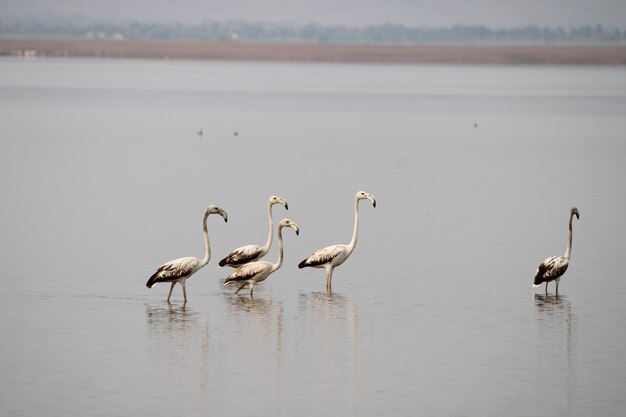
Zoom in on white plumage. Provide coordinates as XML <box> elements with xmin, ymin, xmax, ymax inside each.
<box><xmin>298</xmin><ymin>191</ymin><xmax>376</xmax><ymax>290</ymax></box>
<box><xmin>219</xmin><ymin>195</ymin><xmax>288</xmax><ymax>267</ymax></box>
<box><xmin>303</xmin><ymin>246</ymin><xmax>344</xmax><ymax>267</ymax></box>
<box><xmin>224</xmin><ymin>218</ymin><xmax>299</xmax><ymax>297</ymax></box>
<box><xmin>146</xmin><ymin>205</ymin><xmax>228</xmax><ymax>303</ymax></box>
<box><xmin>533</xmin><ymin>207</ymin><xmax>580</xmax><ymax>294</ymax></box>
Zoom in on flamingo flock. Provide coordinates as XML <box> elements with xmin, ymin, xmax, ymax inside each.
<box><xmin>146</xmin><ymin>191</ymin><xmax>376</xmax><ymax>302</ymax></box>
<box><xmin>146</xmin><ymin>193</ymin><xmax>581</xmax><ymax>303</ymax></box>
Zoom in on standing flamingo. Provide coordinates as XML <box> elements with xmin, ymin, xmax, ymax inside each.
<box><xmin>533</xmin><ymin>207</ymin><xmax>580</xmax><ymax>295</ymax></box>
<box><xmin>219</xmin><ymin>195</ymin><xmax>288</xmax><ymax>268</ymax></box>
<box><xmin>298</xmin><ymin>191</ymin><xmax>376</xmax><ymax>290</ymax></box>
<box><xmin>146</xmin><ymin>205</ymin><xmax>228</xmax><ymax>303</ymax></box>
<box><xmin>224</xmin><ymin>218</ymin><xmax>299</xmax><ymax>297</ymax></box>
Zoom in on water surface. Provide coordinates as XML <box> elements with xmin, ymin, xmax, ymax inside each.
<box><xmin>1</xmin><ymin>58</ymin><xmax>626</xmax><ymax>416</ymax></box>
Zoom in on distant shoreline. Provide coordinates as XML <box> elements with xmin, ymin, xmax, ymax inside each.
<box><xmin>2</xmin><ymin>39</ymin><xmax>626</xmax><ymax>65</ymax></box>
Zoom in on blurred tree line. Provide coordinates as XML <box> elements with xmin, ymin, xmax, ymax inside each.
<box><xmin>1</xmin><ymin>18</ymin><xmax>624</xmax><ymax>44</ymax></box>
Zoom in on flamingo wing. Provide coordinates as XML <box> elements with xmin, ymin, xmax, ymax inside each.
<box><xmin>298</xmin><ymin>245</ymin><xmax>343</xmax><ymax>268</ymax></box>
<box><xmin>224</xmin><ymin>262</ymin><xmax>267</xmax><ymax>284</ymax></box>
<box><xmin>146</xmin><ymin>257</ymin><xmax>198</xmax><ymax>287</ymax></box>
<box><xmin>534</xmin><ymin>256</ymin><xmax>569</xmax><ymax>285</ymax></box>
<box><xmin>219</xmin><ymin>245</ymin><xmax>263</xmax><ymax>267</ymax></box>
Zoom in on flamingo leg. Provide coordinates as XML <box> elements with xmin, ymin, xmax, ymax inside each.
<box><xmin>555</xmin><ymin>279</ymin><xmax>560</xmax><ymax>295</ymax></box>
<box><xmin>235</xmin><ymin>283</ymin><xmax>247</xmax><ymax>294</ymax></box>
<box><xmin>249</xmin><ymin>282</ymin><xmax>255</xmax><ymax>298</ymax></box>
<box><xmin>326</xmin><ymin>267</ymin><xmax>333</xmax><ymax>290</ymax></box>
<box><xmin>182</xmin><ymin>282</ymin><xmax>188</xmax><ymax>303</ymax></box>
<box><xmin>545</xmin><ymin>282</ymin><xmax>549</xmax><ymax>295</ymax></box>
<box><xmin>167</xmin><ymin>282</ymin><xmax>176</xmax><ymax>303</ymax></box>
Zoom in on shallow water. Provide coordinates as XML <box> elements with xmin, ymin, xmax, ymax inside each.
<box><xmin>1</xmin><ymin>58</ymin><xmax>626</xmax><ymax>416</ymax></box>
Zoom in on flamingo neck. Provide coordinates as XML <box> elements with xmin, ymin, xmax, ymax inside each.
<box><xmin>261</xmin><ymin>201</ymin><xmax>274</xmax><ymax>254</ymax></box>
<box><xmin>272</xmin><ymin>226</ymin><xmax>284</xmax><ymax>272</ymax></box>
<box><xmin>347</xmin><ymin>197</ymin><xmax>360</xmax><ymax>255</ymax></box>
<box><xmin>564</xmin><ymin>213</ymin><xmax>574</xmax><ymax>259</ymax></box>
<box><xmin>199</xmin><ymin>212</ymin><xmax>211</xmax><ymax>267</ymax></box>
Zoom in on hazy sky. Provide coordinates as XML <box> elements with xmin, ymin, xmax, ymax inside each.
<box><xmin>2</xmin><ymin>0</ymin><xmax>626</xmax><ymax>28</ymax></box>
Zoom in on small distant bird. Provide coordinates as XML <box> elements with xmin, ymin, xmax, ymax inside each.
<box><xmin>233</xmin><ymin>131</ymin><xmax>239</xmax><ymax>137</ymax></box>
<box><xmin>474</xmin><ymin>123</ymin><xmax>478</xmax><ymax>128</ymax></box>
<box><xmin>298</xmin><ymin>191</ymin><xmax>376</xmax><ymax>290</ymax></box>
<box><xmin>219</xmin><ymin>196</ymin><xmax>289</xmax><ymax>268</ymax></box>
<box><xmin>533</xmin><ymin>207</ymin><xmax>580</xmax><ymax>295</ymax></box>
<box><xmin>197</xmin><ymin>128</ymin><xmax>203</xmax><ymax>136</ymax></box>
<box><xmin>146</xmin><ymin>205</ymin><xmax>228</xmax><ymax>303</ymax></box>
<box><xmin>224</xmin><ymin>218</ymin><xmax>299</xmax><ymax>297</ymax></box>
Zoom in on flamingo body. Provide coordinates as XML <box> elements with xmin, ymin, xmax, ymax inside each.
<box><xmin>298</xmin><ymin>245</ymin><xmax>346</xmax><ymax>269</ymax></box>
<box><xmin>219</xmin><ymin>245</ymin><xmax>263</xmax><ymax>267</ymax></box>
<box><xmin>146</xmin><ymin>257</ymin><xmax>200</xmax><ymax>288</ymax></box>
<box><xmin>534</xmin><ymin>256</ymin><xmax>569</xmax><ymax>286</ymax></box>
<box><xmin>219</xmin><ymin>195</ymin><xmax>288</xmax><ymax>267</ymax></box>
<box><xmin>224</xmin><ymin>261</ymin><xmax>274</xmax><ymax>290</ymax></box>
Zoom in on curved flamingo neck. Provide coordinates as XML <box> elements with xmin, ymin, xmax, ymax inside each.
<box><xmin>272</xmin><ymin>226</ymin><xmax>285</xmax><ymax>272</ymax></box>
<box><xmin>261</xmin><ymin>201</ymin><xmax>275</xmax><ymax>254</ymax></box>
<box><xmin>199</xmin><ymin>212</ymin><xmax>211</xmax><ymax>267</ymax></box>
<box><xmin>346</xmin><ymin>197</ymin><xmax>360</xmax><ymax>256</ymax></box>
<box><xmin>564</xmin><ymin>213</ymin><xmax>574</xmax><ymax>259</ymax></box>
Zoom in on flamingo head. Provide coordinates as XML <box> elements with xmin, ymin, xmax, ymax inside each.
<box><xmin>206</xmin><ymin>205</ymin><xmax>228</xmax><ymax>222</ymax></box>
<box><xmin>269</xmin><ymin>195</ymin><xmax>289</xmax><ymax>210</ymax></box>
<box><xmin>356</xmin><ymin>191</ymin><xmax>377</xmax><ymax>208</ymax></box>
<box><xmin>278</xmin><ymin>218</ymin><xmax>299</xmax><ymax>236</ymax></box>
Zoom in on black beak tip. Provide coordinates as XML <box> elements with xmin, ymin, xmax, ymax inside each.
<box><xmin>224</xmin><ymin>218</ymin><xmax>228</xmax><ymax>223</ymax></box>
<box><xmin>285</xmin><ymin>204</ymin><xmax>289</xmax><ymax>210</ymax></box>
<box><xmin>373</xmin><ymin>201</ymin><xmax>377</xmax><ymax>208</ymax></box>
<box><xmin>296</xmin><ymin>229</ymin><xmax>300</xmax><ymax>236</ymax></box>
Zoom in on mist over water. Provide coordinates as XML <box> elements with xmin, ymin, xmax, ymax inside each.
<box><xmin>1</xmin><ymin>58</ymin><xmax>626</xmax><ymax>416</ymax></box>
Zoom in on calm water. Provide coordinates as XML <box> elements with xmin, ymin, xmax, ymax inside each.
<box><xmin>1</xmin><ymin>57</ymin><xmax>626</xmax><ymax>416</ymax></box>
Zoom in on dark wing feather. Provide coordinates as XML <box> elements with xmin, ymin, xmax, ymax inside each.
<box><xmin>219</xmin><ymin>245</ymin><xmax>263</xmax><ymax>267</ymax></box>
<box><xmin>224</xmin><ymin>263</ymin><xmax>264</xmax><ymax>284</ymax></box>
<box><xmin>146</xmin><ymin>257</ymin><xmax>197</xmax><ymax>288</ymax></box>
<box><xmin>298</xmin><ymin>246</ymin><xmax>342</xmax><ymax>269</ymax></box>
<box><xmin>534</xmin><ymin>256</ymin><xmax>569</xmax><ymax>285</ymax></box>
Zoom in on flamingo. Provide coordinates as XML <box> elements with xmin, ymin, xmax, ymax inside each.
<box><xmin>533</xmin><ymin>207</ymin><xmax>580</xmax><ymax>295</ymax></box>
<box><xmin>224</xmin><ymin>218</ymin><xmax>299</xmax><ymax>297</ymax></box>
<box><xmin>219</xmin><ymin>195</ymin><xmax>288</xmax><ymax>268</ymax></box>
<box><xmin>146</xmin><ymin>205</ymin><xmax>228</xmax><ymax>303</ymax></box>
<box><xmin>298</xmin><ymin>191</ymin><xmax>376</xmax><ymax>290</ymax></box>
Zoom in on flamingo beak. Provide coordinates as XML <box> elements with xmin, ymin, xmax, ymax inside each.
<box><xmin>292</xmin><ymin>224</ymin><xmax>300</xmax><ymax>236</ymax></box>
